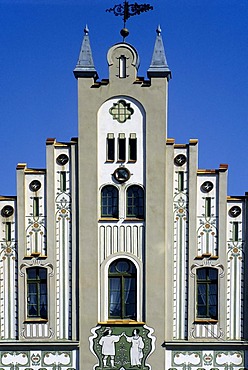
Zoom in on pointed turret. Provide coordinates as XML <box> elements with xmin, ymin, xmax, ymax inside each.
<box><xmin>147</xmin><ymin>25</ymin><xmax>171</xmax><ymax>79</ymax></box>
<box><xmin>73</xmin><ymin>25</ymin><xmax>98</xmax><ymax>80</ymax></box>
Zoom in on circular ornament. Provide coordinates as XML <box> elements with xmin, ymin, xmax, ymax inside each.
<box><xmin>1</xmin><ymin>205</ymin><xmax>14</xmax><ymax>218</ymax></box>
<box><xmin>201</xmin><ymin>181</ymin><xmax>214</xmax><ymax>193</ymax></box>
<box><xmin>56</xmin><ymin>153</ymin><xmax>69</xmax><ymax>166</ymax></box>
<box><xmin>29</xmin><ymin>180</ymin><xmax>41</xmax><ymax>192</ymax></box>
<box><xmin>229</xmin><ymin>206</ymin><xmax>241</xmax><ymax>218</ymax></box>
<box><xmin>113</xmin><ymin>167</ymin><xmax>130</xmax><ymax>183</ymax></box>
<box><xmin>174</xmin><ymin>154</ymin><xmax>187</xmax><ymax>166</ymax></box>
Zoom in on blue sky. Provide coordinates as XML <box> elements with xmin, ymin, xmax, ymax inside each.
<box><xmin>0</xmin><ymin>0</ymin><xmax>248</xmax><ymax>196</ymax></box>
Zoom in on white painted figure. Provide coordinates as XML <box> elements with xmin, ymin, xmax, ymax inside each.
<box><xmin>99</xmin><ymin>328</ymin><xmax>122</xmax><ymax>368</ymax></box>
<box><xmin>124</xmin><ymin>329</ymin><xmax>144</xmax><ymax>367</ymax></box>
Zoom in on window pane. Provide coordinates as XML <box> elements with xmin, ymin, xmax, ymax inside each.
<box><xmin>233</xmin><ymin>222</ymin><xmax>239</xmax><ymax>241</ymax></box>
<box><xmin>197</xmin><ymin>268</ymin><xmax>218</xmax><ymax>320</ymax></box>
<box><xmin>197</xmin><ymin>306</ymin><xmax>207</xmax><ymax>317</ymax></box>
<box><xmin>208</xmin><ymin>268</ymin><xmax>218</xmax><ymax>281</ymax></box>
<box><xmin>209</xmin><ymin>305</ymin><xmax>217</xmax><ymax>319</ymax></box>
<box><xmin>27</xmin><ymin>268</ymin><xmax>47</xmax><ymax>319</ymax></box>
<box><xmin>197</xmin><ymin>269</ymin><xmax>206</xmax><ymax>280</ymax></box>
<box><xmin>39</xmin><ymin>269</ymin><xmax>47</xmax><ymax>280</ymax></box>
<box><xmin>129</xmin><ymin>138</ymin><xmax>137</xmax><ymax>161</ymax></box>
<box><xmin>116</xmin><ymin>260</ymin><xmax>129</xmax><ymax>273</ymax></box>
<box><xmin>125</xmin><ymin>303</ymin><xmax>136</xmax><ymax>318</ymax></box>
<box><xmin>205</xmin><ymin>197</ymin><xmax>211</xmax><ymax>218</ymax></box>
<box><xmin>124</xmin><ymin>278</ymin><xmax>136</xmax><ymax>304</ymax></box>
<box><xmin>40</xmin><ymin>304</ymin><xmax>47</xmax><ymax>319</ymax></box>
<box><xmin>107</xmin><ymin>137</ymin><xmax>115</xmax><ymax>161</ymax></box>
<box><xmin>178</xmin><ymin>172</ymin><xmax>184</xmax><ymax>191</ymax></box>
<box><xmin>127</xmin><ymin>186</ymin><xmax>144</xmax><ymax>218</ymax></box>
<box><xmin>28</xmin><ymin>283</ymin><xmax>37</xmax><ymax>294</ymax></box>
<box><xmin>109</xmin><ymin>277</ymin><xmax>121</xmax><ymax>317</ymax></box>
<box><xmin>28</xmin><ymin>268</ymin><xmax>37</xmax><ymax>279</ymax></box>
<box><xmin>60</xmin><ymin>171</ymin><xmax>66</xmax><ymax>192</ymax></box>
<box><xmin>197</xmin><ymin>285</ymin><xmax>206</xmax><ymax>305</ymax></box>
<box><xmin>108</xmin><ymin>259</ymin><xmax>137</xmax><ymax>319</ymax></box>
<box><xmin>28</xmin><ymin>305</ymin><xmax>38</xmax><ymax>317</ymax></box>
<box><xmin>118</xmin><ymin>138</ymin><xmax>126</xmax><ymax>161</ymax></box>
<box><xmin>209</xmin><ymin>283</ymin><xmax>217</xmax><ymax>294</ymax></box>
<box><xmin>101</xmin><ymin>186</ymin><xmax>118</xmax><ymax>218</ymax></box>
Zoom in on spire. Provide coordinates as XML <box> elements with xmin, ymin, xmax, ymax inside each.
<box><xmin>73</xmin><ymin>25</ymin><xmax>98</xmax><ymax>80</ymax></box>
<box><xmin>147</xmin><ymin>25</ymin><xmax>171</xmax><ymax>79</ymax></box>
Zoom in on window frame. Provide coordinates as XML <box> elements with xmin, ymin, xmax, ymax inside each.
<box><xmin>106</xmin><ymin>134</ymin><xmax>115</xmax><ymax>162</ymax></box>
<box><xmin>126</xmin><ymin>185</ymin><xmax>144</xmax><ymax>219</ymax></box>
<box><xmin>196</xmin><ymin>267</ymin><xmax>218</xmax><ymax>321</ymax></box>
<box><xmin>128</xmin><ymin>135</ymin><xmax>137</xmax><ymax>162</ymax></box>
<box><xmin>108</xmin><ymin>259</ymin><xmax>137</xmax><ymax>320</ymax></box>
<box><xmin>118</xmin><ymin>135</ymin><xmax>126</xmax><ymax>162</ymax></box>
<box><xmin>101</xmin><ymin>185</ymin><xmax>119</xmax><ymax>219</ymax></box>
<box><xmin>26</xmin><ymin>267</ymin><xmax>48</xmax><ymax>321</ymax></box>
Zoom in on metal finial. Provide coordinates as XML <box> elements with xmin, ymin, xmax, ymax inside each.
<box><xmin>84</xmin><ymin>25</ymin><xmax>89</xmax><ymax>36</ymax></box>
<box><xmin>106</xmin><ymin>1</ymin><xmax>153</xmax><ymax>39</ymax></box>
<box><xmin>156</xmin><ymin>24</ymin><xmax>161</xmax><ymax>36</ymax></box>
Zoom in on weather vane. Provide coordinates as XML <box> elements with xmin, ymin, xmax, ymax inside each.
<box><xmin>106</xmin><ymin>1</ymin><xmax>153</xmax><ymax>40</ymax></box>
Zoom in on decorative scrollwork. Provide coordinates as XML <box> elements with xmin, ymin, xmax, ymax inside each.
<box><xmin>106</xmin><ymin>1</ymin><xmax>153</xmax><ymax>26</ymax></box>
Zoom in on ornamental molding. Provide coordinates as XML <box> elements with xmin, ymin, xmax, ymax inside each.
<box><xmin>190</xmin><ymin>260</ymin><xmax>224</xmax><ymax>278</ymax></box>
<box><xmin>19</xmin><ymin>259</ymin><xmax>54</xmax><ymax>277</ymax></box>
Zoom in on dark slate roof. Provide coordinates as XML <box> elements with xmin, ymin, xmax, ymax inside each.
<box><xmin>73</xmin><ymin>25</ymin><xmax>98</xmax><ymax>79</ymax></box>
<box><xmin>147</xmin><ymin>25</ymin><xmax>171</xmax><ymax>79</ymax></box>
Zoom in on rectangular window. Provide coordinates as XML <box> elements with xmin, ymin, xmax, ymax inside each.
<box><xmin>233</xmin><ymin>222</ymin><xmax>239</xmax><ymax>241</ymax></box>
<box><xmin>5</xmin><ymin>222</ymin><xmax>11</xmax><ymax>242</ymax></box>
<box><xmin>108</xmin><ymin>259</ymin><xmax>137</xmax><ymax>319</ymax></box>
<box><xmin>178</xmin><ymin>171</ymin><xmax>184</xmax><ymax>191</ymax></box>
<box><xmin>205</xmin><ymin>197</ymin><xmax>211</xmax><ymax>218</ymax></box>
<box><xmin>129</xmin><ymin>134</ymin><xmax>137</xmax><ymax>161</ymax></box>
<box><xmin>33</xmin><ymin>197</ymin><xmax>39</xmax><ymax>217</ymax></box>
<box><xmin>197</xmin><ymin>267</ymin><xmax>218</xmax><ymax>320</ymax></box>
<box><xmin>119</xmin><ymin>55</ymin><xmax>126</xmax><ymax>78</ymax></box>
<box><xmin>118</xmin><ymin>134</ymin><xmax>126</xmax><ymax>161</ymax></box>
<box><xmin>60</xmin><ymin>171</ymin><xmax>66</xmax><ymax>192</ymax></box>
<box><xmin>27</xmin><ymin>267</ymin><xmax>47</xmax><ymax>319</ymax></box>
<box><xmin>107</xmin><ymin>134</ymin><xmax>115</xmax><ymax>162</ymax></box>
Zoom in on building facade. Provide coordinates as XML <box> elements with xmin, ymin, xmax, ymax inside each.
<box><xmin>0</xmin><ymin>25</ymin><xmax>247</xmax><ymax>370</ymax></box>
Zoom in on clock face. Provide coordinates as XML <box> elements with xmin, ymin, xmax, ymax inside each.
<box><xmin>56</xmin><ymin>154</ymin><xmax>69</xmax><ymax>166</ymax></box>
<box><xmin>201</xmin><ymin>181</ymin><xmax>214</xmax><ymax>193</ymax></box>
<box><xmin>229</xmin><ymin>206</ymin><xmax>241</xmax><ymax>218</ymax></box>
<box><xmin>1</xmin><ymin>205</ymin><xmax>14</xmax><ymax>218</ymax></box>
<box><xmin>29</xmin><ymin>180</ymin><xmax>41</xmax><ymax>192</ymax></box>
<box><xmin>174</xmin><ymin>154</ymin><xmax>187</xmax><ymax>166</ymax></box>
<box><xmin>113</xmin><ymin>167</ymin><xmax>130</xmax><ymax>183</ymax></box>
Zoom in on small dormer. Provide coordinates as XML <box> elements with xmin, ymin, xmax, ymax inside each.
<box><xmin>107</xmin><ymin>43</ymin><xmax>140</xmax><ymax>83</ymax></box>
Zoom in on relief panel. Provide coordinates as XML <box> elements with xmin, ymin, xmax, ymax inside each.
<box><xmin>90</xmin><ymin>324</ymin><xmax>155</xmax><ymax>370</ymax></box>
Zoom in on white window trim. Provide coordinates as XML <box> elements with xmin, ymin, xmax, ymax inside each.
<box><xmin>99</xmin><ymin>253</ymin><xmax>143</xmax><ymax>323</ymax></box>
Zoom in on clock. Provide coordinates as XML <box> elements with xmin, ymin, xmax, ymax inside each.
<box><xmin>113</xmin><ymin>167</ymin><xmax>130</xmax><ymax>183</ymax></box>
<box><xmin>174</xmin><ymin>154</ymin><xmax>187</xmax><ymax>166</ymax></box>
<box><xmin>1</xmin><ymin>205</ymin><xmax>14</xmax><ymax>218</ymax></box>
<box><xmin>229</xmin><ymin>206</ymin><xmax>241</xmax><ymax>218</ymax></box>
<box><xmin>201</xmin><ymin>181</ymin><xmax>214</xmax><ymax>193</ymax></box>
<box><xmin>57</xmin><ymin>154</ymin><xmax>69</xmax><ymax>166</ymax></box>
<box><xmin>29</xmin><ymin>180</ymin><xmax>41</xmax><ymax>192</ymax></box>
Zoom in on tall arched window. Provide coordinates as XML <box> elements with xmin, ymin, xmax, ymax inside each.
<box><xmin>101</xmin><ymin>185</ymin><xmax>118</xmax><ymax>218</ymax></box>
<box><xmin>126</xmin><ymin>185</ymin><xmax>144</xmax><ymax>219</ymax></box>
<box><xmin>27</xmin><ymin>267</ymin><xmax>48</xmax><ymax>319</ymax></box>
<box><xmin>108</xmin><ymin>259</ymin><xmax>137</xmax><ymax>319</ymax></box>
<box><xmin>197</xmin><ymin>267</ymin><xmax>218</xmax><ymax>320</ymax></box>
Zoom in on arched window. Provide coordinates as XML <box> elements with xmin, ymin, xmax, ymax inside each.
<box><xmin>27</xmin><ymin>267</ymin><xmax>48</xmax><ymax>319</ymax></box>
<box><xmin>108</xmin><ymin>259</ymin><xmax>137</xmax><ymax>319</ymax></box>
<box><xmin>126</xmin><ymin>185</ymin><xmax>144</xmax><ymax>219</ymax></box>
<box><xmin>197</xmin><ymin>267</ymin><xmax>218</xmax><ymax>320</ymax></box>
<box><xmin>101</xmin><ymin>185</ymin><xmax>118</xmax><ymax>218</ymax></box>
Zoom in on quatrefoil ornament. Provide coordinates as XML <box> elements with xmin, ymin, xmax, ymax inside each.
<box><xmin>109</xmin><ymin>99</ymin><xmax>134</xmax><ymax>123</ymax></box>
